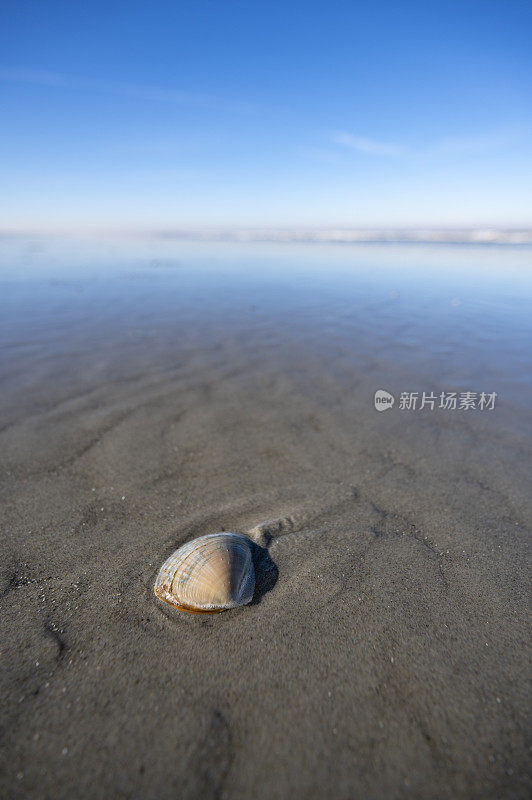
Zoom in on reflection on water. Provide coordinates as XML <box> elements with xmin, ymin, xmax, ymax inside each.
<box><xmin>1</xmin><ymin>237</ymin><xmax>531</xmax><ymax>435</ymax></box>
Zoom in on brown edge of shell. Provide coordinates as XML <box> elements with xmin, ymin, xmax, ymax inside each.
<box><xmin>154</xmin><ymin>586</ymin><xmax>225</xmax><ymax>614</ymax></box>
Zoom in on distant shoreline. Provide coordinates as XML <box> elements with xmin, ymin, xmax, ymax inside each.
<box><xmin>1</xmin><ymin>227</ymin><xmax>532</xmax><ymax>246</ymax></box>
<box><xmin>153</xmin><ymin>228</ymin><xmax>532</xmax><ymax>246</ymax></box>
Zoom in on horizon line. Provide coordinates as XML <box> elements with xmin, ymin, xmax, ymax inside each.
<box><xmin>1</xmin><ymin>226</ymin><xmax>532</xmax><ymax>246</ymax></box>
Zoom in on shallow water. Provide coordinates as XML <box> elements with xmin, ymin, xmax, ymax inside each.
<box><xmin>2</xmin><ymin>238</ymin><xmax>531</xmax><ymax>425</ymax></box>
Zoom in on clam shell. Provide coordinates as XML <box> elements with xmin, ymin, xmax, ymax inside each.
<box><xmin>154</xmin><ymin>532</ymin><xmax>255</xmax><ymax>613</ymax></box>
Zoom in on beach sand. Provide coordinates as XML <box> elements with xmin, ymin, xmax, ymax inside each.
<box><xmin>1</xmin><ymin>242</ymin><xmax>531</xmax><ymax>799</ymax></box>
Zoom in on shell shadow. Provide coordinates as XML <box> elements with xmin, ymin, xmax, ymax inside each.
<box><xmin>248</xmin><ymin>539</ymin><xmax>278</xmax><ymax>606</ymax></box>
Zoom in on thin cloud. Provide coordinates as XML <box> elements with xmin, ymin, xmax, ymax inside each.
<box><xmin>0</xmin><ymin>66</ymin><xmax>255</xmax><ymax>114</ymax></box>
<box><xmin>332</xmin><ymin>131</ymin><xmax>406</xmax><ymax>157</ymax></box>
<box><xmin>424</xmin><ymin>128</ymin><xmax>525</xmax><ymax>157</ymax></box>
<box><xmin>332</xmin><ymin>126</ymin><xmax>528</xmax><ymax>159</ymax></box>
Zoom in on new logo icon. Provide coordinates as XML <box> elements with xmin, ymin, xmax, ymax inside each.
<box><xmin>374</xmin><ymin>389</ymin><xmax>395</xmax><ymax>411</ymax></box>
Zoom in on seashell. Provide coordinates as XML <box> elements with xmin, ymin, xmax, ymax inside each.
<box><xmin>154</xmin><ymin>532</ymin><xmax>255</xmax><ymax>613</ymax></box>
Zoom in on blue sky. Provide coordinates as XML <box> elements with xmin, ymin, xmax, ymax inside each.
<box><xmin>1</xmin><ymin>0</ymin><xmax>531</xmax><ymax>230</ymax></box>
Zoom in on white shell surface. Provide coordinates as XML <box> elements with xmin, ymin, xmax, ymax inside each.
<box><xmin>154</xmin><ymin>532</ymin><xmax>255</xmax><ymax>612</ymax></box>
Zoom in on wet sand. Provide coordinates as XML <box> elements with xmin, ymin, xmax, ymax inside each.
<box><xmin>1</xmin><ymin>240</ymin><xmax>531</xmax><ymax>799</ymax></box>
